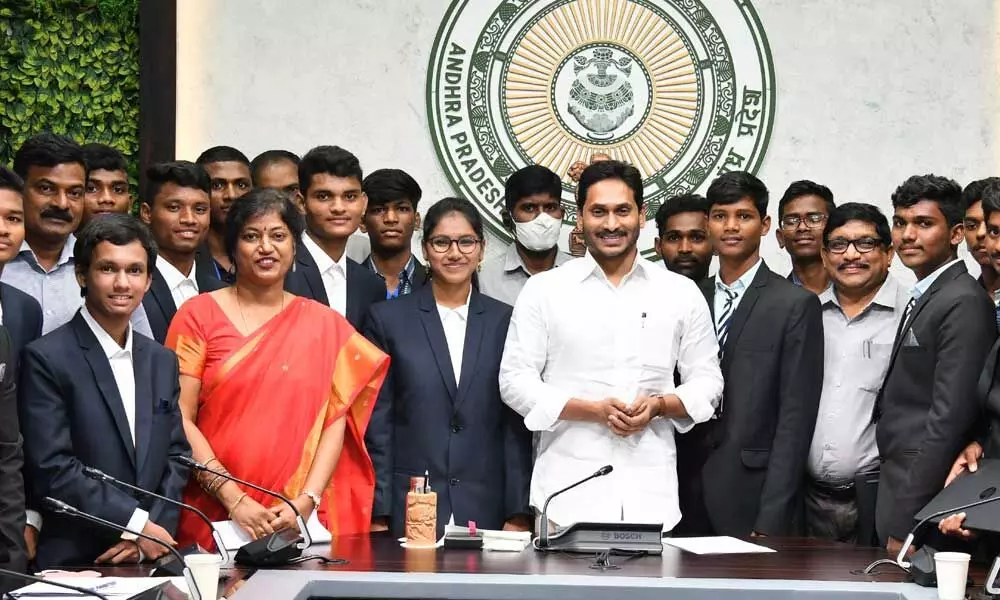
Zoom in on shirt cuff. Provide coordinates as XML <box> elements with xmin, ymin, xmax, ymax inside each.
<box><xmin>25</xmin><ymin>509</ymin><xmax>42</xmax><ymax>532</ymax></box>
<box><xmin>523</xmin><ymin>392</ymin><xmax>572</xmax><ymax>432</ymax></box>
<box><xmin>120</xmin><ymin>508</ymin><xmax>149</xmax><ymax>541</ymax></box>
<box><xmin>671</xmin><ymin>388</ymin><xmax>715</xmax><ymax>433</ymax></box>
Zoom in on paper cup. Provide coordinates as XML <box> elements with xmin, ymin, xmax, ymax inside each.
<box><xmin>184</xmin><ymin>553</ymin><xmax>222</xmax><ymax>600</ymax></box>
<box><xmin>934</xmin><ymin>551</ymin><xmax>970</xmax><ymax>600</ymax></box>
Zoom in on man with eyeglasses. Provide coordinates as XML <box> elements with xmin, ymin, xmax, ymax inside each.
<box><xmin>776</xmin><ymin>181</ymin><xmax>836</xmax><ymax>295</ymax></box>
<box><xmin>806</xmin><ymin>203</ymin><xmax>909</xmax><ymax>545</ymax></box>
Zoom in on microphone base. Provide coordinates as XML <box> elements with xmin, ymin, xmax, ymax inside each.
<box><xmin>234</xmin><ymin>528</ymin><xmax>304</xmax><ymax>567</ymax></box>
<box><xmin>908</xmin><ymin>546</ymin><xmax>938</xmax><ymax>587</ymax></box>
<box><xmin>151</xmin><ymin>544</ymin><xmax>211</xmax><ymax>577</ymax></box>
<box><xmin>536</xmin><ymin>522</ymin><xmax>663</xmax><ymax>555</ymax></box>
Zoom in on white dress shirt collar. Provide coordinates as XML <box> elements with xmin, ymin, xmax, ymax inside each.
<box><xmin>157</xmin><ymin>258</ymin><xmax>200</xmax><ymax>309</ymax></box>
<box><xmin>303</xmin><ymin>233</ymin><xmax>349</xmax><ymax>315</ymax></box>
<box><xmin>80</xmin><ymin>304</ymin><xmax>133</xmax><ymax>358</ymax></box>
<box><xmin>437</xmin><ymin>290</ymin><xmax>471</xmax><ymax>386</ymax></box>
<box><xmin>911</xmin><ymin>257</ymin><xmax>962</xmax><ymax>300</ymax></box>
<box><xmin>716</xmin><ymin>257</ymin><xmax>763</xmax><ymax>294</ymax></box>
<box><xmin>572</xmin><ymin>251</ymin><xmax>650</xmax><ymax>287</ymax></box>
<box><xmin>303</xmin><ymin>232</ymin><xmax>348</xmax><ymax>277</ymax></box>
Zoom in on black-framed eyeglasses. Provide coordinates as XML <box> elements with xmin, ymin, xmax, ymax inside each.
<box><xmin>780</xmin><ymin>213</ymin><xmax>827</xmax><ymax>229</ymax></box>
<box><xmin>825</xmin><ymin>237</ymin><xmax>881</xmax><ymax>254</ymax></box>
<box><xmin>428</xmin><ymin>236</ymin><xmax>481</xmax><ymax>254</ymax></box>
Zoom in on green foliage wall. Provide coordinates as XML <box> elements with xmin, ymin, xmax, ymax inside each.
<box><xmin>0</xmin><ymin>0</ymin><xmax>140</xmax><ymax>181</ymax></box>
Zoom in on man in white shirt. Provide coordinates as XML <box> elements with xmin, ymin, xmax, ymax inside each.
<box><xmin>285</xmin><ymin>146</ymin><xmax>387</xmax><ymax>331</ymax></box>
<box><xmin>140</xmin><ymin>161</ymin><xmax>226</xmax><ymax>343</ymax></box>
<box><xmin>18</xmin><ymin>214</ymin><xmax>190</xmax><ymax>568</ymax></box>
<box><xmin>500</xmin><ymin>160</ymin><xmax>723</xmax><ymax>532</ymax></box>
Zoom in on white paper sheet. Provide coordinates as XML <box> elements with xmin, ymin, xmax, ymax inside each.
<box><xmin>662</xmin><ymin>536</ymin><xmax>775</xmax><ymax>555</ymax></box>
<box><xmin>213</xmin><ymin>511</ymin><xmax>331</xmax><ymax>550</ymax></box>
<box><xmin>11</xmin><ymin>576</ymin><xmax>187</xmax><ymax>598</ymax></box>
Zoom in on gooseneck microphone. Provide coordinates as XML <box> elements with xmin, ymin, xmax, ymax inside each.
<box><xmin>82</xmin><ymin>466</ymin><xmax>229</xmax><ymax>564</ymax></box>
<box><xmin>42</xmin><ymin>497</ymin><xmax>202</xmax><ymax>600</ymax></box>
<box><xmin>0</xmin><ymin>565</ymin><xmax>109</xmax><ymax>600</ymax></box>
<box><xmin>538</xmin><ymin>465</ymin><xmax>614</xmax><ymax>548</ymax></box>
<box><xmin>171</xmin><ymin>455</ymin><xmax>312</xmax><ymax>549</ymax></box>
<box><xmin>894</xmin><ymin>492</ymin><xmax>1000</xmax><ymax>569</ymax></box>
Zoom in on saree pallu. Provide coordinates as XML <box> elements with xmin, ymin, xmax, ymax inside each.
<box><xmin>166</xmin><ymin>295</ymin><xmax>389</xmax><ymax>549</ymax></box>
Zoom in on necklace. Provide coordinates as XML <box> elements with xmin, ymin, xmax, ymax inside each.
<box><xmin>234</xmin><ymin>286</ymin><xmax>285</xmax><ymax>334</ymax></box>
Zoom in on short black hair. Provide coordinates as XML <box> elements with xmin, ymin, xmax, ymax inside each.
<box><xmin>250</xmin><ymin>150</ymin><xmax>300</xmax><ymax>185</ymax></box>
<box><xmin>575</xmin><ymin>160</ymin><xmax>643</xmax><ymax>210</ymax></box>
<box><xmin>778</xmin><ymin>180</ymin><xmax>835</xmax><ymax>218</ymax></box>
<box><xmin>144</xmin><ymin>161</ymin><xmax>211</xmax><ymax>206</ymax></box>
<box><xmin>13</xmin><ymin>132</ymin><xmax>86</xmax><ymax>179</ymax></box>
<box><xmin>504</xmin><ymin>165</ymin><xmax>562</xmax><ymax>214</ymax></box>
<box><xmin>195</xmin><ymin>146</ymin><xmax>250</xmax><ymax>167</ymax></box>
<box><xmin>0</xmin><ymin>165</ymin><xmax>24</xmax><ymax>194</ymax></box>
<box><xmin>654</xmin><ymin>193</ymin><xmax>707</xmax><ymax>237</ymax></box>
<box><xmin>74</xmin><ymin>213</ymin><xmax>157</xmax><ymax>294</ymax></box>
<box><xmin>963</xmin><ymin>177</ymin><xmax>1000</xmax><ymax>209</ymax></box>
<box><xmin>890</xmin><ymin>174</ymin><xmax>964</xmax><ymax>227</ymax></box>
<box><xmin>81</xmin><ymin>143</ymin><xmax>127</xmax><ymax>174</ymax></box>
<box><xmin>422</xmin><ymin>197</ymin><xmax>484</xmax><ymax>241</ymax></box>
<box><xmin>822</xmin><ymin>202</ymin><xmax>891</xmax><ymax>248</ymax></box>
<box><xmin>363</xmin><ymin>168</ymin><xmax>422</xmax><ymax>209</ymax></box>
<box><xmin>706</xmin><ymin>171</ymin><xmax>769</xmax><ymax>217</ymax></box>
<box><xmin>298</xmin><ymin>145</ymin><xmax>363</xmax><ymax>194</ymax></box>
<box><xmin>224</xmin><ymin>188</ymin><xmax>305</xmax><ymax>266</ymax></box>
<box><xmin>980</xmin><ymin>180</ymin><xmax>1000</xmax><ymax>221</ymax></box>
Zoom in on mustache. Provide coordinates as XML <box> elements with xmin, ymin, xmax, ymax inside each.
<box><xmin>596</xmin><ymin>229</ymin><xmax>628</xmax><ymax>238</ymax></box>
<box><xmin>40</xmin><ymin>207</ymin><xmax>73</xmax><ymax>222</ymax></box>
<box><xmin>838</xmin><ymin>262</ymin><xmax>870</xmax><ymax>271</ymax></box>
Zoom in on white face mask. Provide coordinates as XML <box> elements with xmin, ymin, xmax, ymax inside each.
<box><xmin>513</xmin><ymin>212</ymin><xmax>562</xmax><ymax>252</ymax></box>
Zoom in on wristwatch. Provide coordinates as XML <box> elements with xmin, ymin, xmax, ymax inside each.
<box><xmin>301</xmin><ymin>490</ymin><xmax>321</xmax><ymax>510</ymax></box>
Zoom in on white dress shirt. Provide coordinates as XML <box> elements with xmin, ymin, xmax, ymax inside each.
<box><xmin>157</xmin><ymin>259</ymin><xmax>200</xmax><ymax>310</ymax></box>
<box><xmin>437</xmin><ymin>294</ymin><xmax>470</xmax><ymax>386</ymax></box>
<box><xmin>28</xmin><ymin>308</ymin><xmax>148</xmax><ymax>537</ymax></box>
<box><xmin>303</xmin><ymin>233</ymin><xmax>348</xmax><ymax>316</ymax></box>
<box><xmin>499</xmin><ymin>254</ymin><xmax>723</xmax><ymax>530</ymax></box>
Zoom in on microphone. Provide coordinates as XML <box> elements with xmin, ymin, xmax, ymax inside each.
<box><xmin>894</xmin><ymin>491</ymin><xmax>1000</xmax><ymax>569</ymax></box>
<box><xmin>82</xmin><ymin>466</ymin><xmax>229</xmax><ymax>565</ymax></box>
<box><xmin>43</xmin><ymin>497</ymin><xmax>202</xmax><ymax>600</ymax></box>
<box><xmin>171</xmin><ymin>455</ymin><xmax>310</xmax><ymax>566</ymax></box>
<box><xmin>538</xmin><ymin>465</ymin><xmax>614</xmax><ymax>548</ymax></box>
<box><xmin>0</xmin><ymin>566</ymin><xmax>109</xmax><ymax>600</ymax></box>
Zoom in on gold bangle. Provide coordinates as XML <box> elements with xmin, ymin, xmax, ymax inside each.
<box><xmin>228</xmin><ymin>493</ymin><xmax>248</xmax><ymax>518</ymax></box>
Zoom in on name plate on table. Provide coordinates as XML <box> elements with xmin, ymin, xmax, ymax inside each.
<box><xmin>542</xmin><ymin>522</ymin><xmax>663</xmax><ymax>555</ymax></box>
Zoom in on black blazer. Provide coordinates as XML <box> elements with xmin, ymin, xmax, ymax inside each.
<box><xmin>0</xmin><ymin>282</ymin><xmax>42</xmax><ymax>358</ymax></box>
<box><xmin>18</xmin><ymin>313</ymin><xmax>191</xmax><ymax>568</ymax></box>
<box><xmin>874</xmin><ymin>262</ymin><xmax>996</xmax><ymax>542</ymax></box>
<box><xmin>692</xmin><ymin>261</ymin><xmax>824</xmax><ymax>536</ymax></box>
<box><xmin>143</xmin><ymin>253</ymin><xmax>227</xmax><ymax>343</ymax></box>
<box><xmin>363</xmin><ymin>286</ymin><xmax>532</xmax><ymax>537</ymax></box>
<box><xmin>0</xmin><ymin>326</ymin><xmax>26</xmax><ymax>578</ymax></box>
<box><xmin>285</xmin><ymin>237</ymin><xmax>387</xmax><ymax>331</ymax></box>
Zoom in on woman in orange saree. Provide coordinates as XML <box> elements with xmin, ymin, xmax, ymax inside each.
<box><xmin>165</xmin><ymin>189</ymin><xmax>388</xmax><ymax>548</ymax></box>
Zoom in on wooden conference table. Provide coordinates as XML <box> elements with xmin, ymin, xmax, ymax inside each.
<box><xmin>86</xmin><ymin>533</ymin><xmax>993</xmax><ymax>599</ymax></box>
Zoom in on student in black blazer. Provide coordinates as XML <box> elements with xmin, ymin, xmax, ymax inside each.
<box><xmin>364</xmin><ymin>197</ymin><xmax>532</xmax><ymax>537</ymax></box>
<box><xmin>140</xmin><ymin>161</ymin><xmax>227</xmax><ymax>343</ymax></box>
<box><xmin>284</xmin><ymin>146</ymin><xmax>386</xmax><ymax>330</ymax></box>
<box><xmin>875</xmin><ymin>175</ymin><xmax>996</xmax><ymax>555</ymax></box>
<box><xmin>18</xmin><ymin>216</ymin><xmax>190</xmax><ymax>568</ymax></box>
<box><xmin>682</xmin><ymin>172</ymin><xmax>823</xmax><ymax>538</ymax></box>
<box><xmin>0</xmin><ymin>325</ymin><xmax>26</xmax><ymax>585</ymax></box>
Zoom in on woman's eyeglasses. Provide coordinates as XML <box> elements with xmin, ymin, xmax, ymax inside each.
<box><xmin>427</xmin><ymin>236</ymin><xmax>481</xmax><ymax>254</ymax></box>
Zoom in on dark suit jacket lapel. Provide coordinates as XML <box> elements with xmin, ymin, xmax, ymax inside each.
<box><xmin>345</xmin><ymin>260</ymin><xmax>364</xmax><ymax>326</ymax></box>
<box><xmin>887</xmin><ymin>262</ymin><xmax>967</xmax><ymax>368</ymax></box>
<box><xmin>195</xmin><ymin>251</ymin><xmax>225</xmax><ymax>292</ymax></box>
<box><xmin>455</xmin><ymin>292</ymin><xmax>485</xmax><ymax>409</ymax></box>
<box><xmin>411</xmin><ymin>261</ymin><xmax>428</xmax><ymax>291</ymax></box>
<box><xmin>132</xmin><ymin>340</ymin><xmax>153</xmax><ymax>474</ymax></box>
<box><xmin>294</xmin><ymin>238</ymin><xmax>329</xmax><ymax>305</ymax></box>
<box><xmin>148</xmin><ymin>268</ymin><xmax>177</xmax><ymax>323</ymax></box>
<box><xmin>699</xmin><ymin>277</ymin><xmax>716</xmax><ymax>320</ymax></box>
<box><xmin>720</xmin><ymin>262</ymin><xmax>769</xmax><ymax>361</ymax></box>
<box><xmin>72</xmin><ymin>314</ymin><xmax>135</xmax><ymax>466</ymax></box>
<box><xmin>417</xmin><ymin>287</ymin><xmax>457</xmax><ymax>400</ymax></box>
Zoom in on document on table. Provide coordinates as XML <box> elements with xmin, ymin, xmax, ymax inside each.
<box><xmin>10</xmin><ymin>577</ymin><xmax>187</xmax><ymax>598</ymax></box>
<box><xmin>662</xmin><ymin>536</ymin><xmax>775</xmax><ymax>555</ymax></box>
<box><xmin>214</xmin><ymin>510</ymin><xmax>332</xmax><ymax>550</ymax></box>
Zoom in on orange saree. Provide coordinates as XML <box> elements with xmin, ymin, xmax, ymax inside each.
<box><xmin>165</xmin><ymin>294</ymin><xmax>389</xmax><ymax>549</ymax></box>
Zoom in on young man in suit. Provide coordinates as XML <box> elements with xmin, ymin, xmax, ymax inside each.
<box><xmin>195</xmin><ymin>146</ymin><xmax>252</xmax><ymax>284</ymax></box>
<box><xmin>0</xmin><ymin>324</ymin><xmax>26</xmax><ymax>587</ymax></box>
<box><xmin>875</xmin><ymin>174</ymin><xmax>997</xmax><ymax>556</ymax></box>
<box><xmin>689</xmin><ymin>171</ymin><xmax>823</xmax><ymax>537</ymax></box>
<box><xmin>0</xmin><ymin>166</ymin><xmax>42</xmax><ymax>357</ymax></box>
<box><xmin>285</xmin><ymin>145</ymin><xmax>386</xmax><ymax>331</ymax></box>
<box><xmin>361</xmin><ymin>169</ymin><xmax>426</xmax><ymax>298</ymax></box>
<box><xmin>775</xmin><ymin>180</ymin><xmax>836</xmax><ymax>295</ymax></box>
<box><xmin>80</xmin><ymin>143</ymin><xmax>132</xmax><ymax>228</ymax></box>
<box><xmin>18</xmin><ymin>215</ymin><xmax>190</xmax><ymax>568</ymax></box>
<box><xmin>139</xmin><ymin>161</ymin><xmax>226</xmax><ymax>343</ymax></box>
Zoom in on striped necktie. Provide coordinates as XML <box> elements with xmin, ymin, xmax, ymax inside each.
<box><xmin>715</xmin><ymin>287</ymin><xmax>739</xmax><ymax>357</ymax></box>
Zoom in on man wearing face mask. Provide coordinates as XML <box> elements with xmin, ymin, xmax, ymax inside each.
<box><xmin>480</xmin><ymin>165</ymin><xmax>573</xmax><ymax>306</ymax></box>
